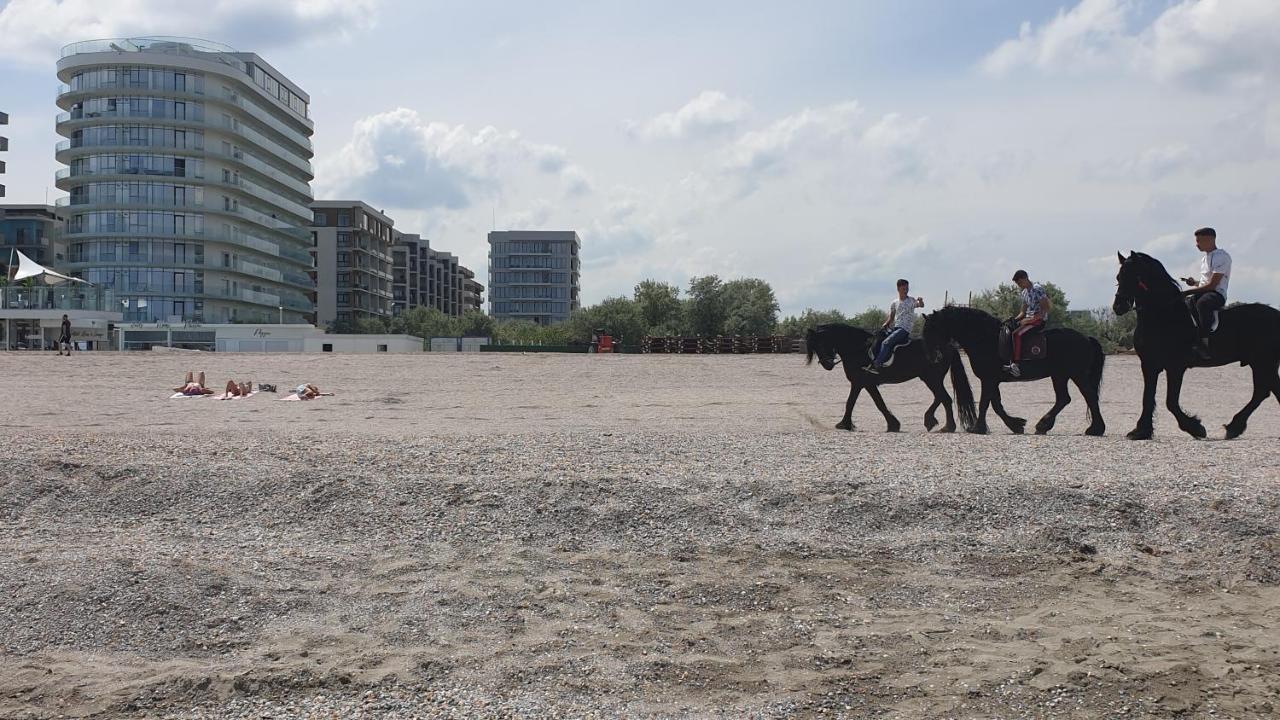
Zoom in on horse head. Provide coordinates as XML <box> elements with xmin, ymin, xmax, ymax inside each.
<box><xmin>1114</xmin><ymin>250</ymin><xmax>1177</xmax><ymax>315</ymax></box>
<box><xmin>921</xmin><ymin>310</ymin><xmax>950</xmax><ymax>365</ymax></box>
<box><xmin>805</xmin><ymin>326</ymin><xmax>838</xmax><ymax>371</ymax></box>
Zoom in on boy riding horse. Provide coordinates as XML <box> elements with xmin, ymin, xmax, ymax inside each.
<box><xmin>1006</xmin><ymin>270</ymin><xmax>1052</xmax><ymax>378</ymax></box>
<box><xmin>864</xmin><ymin>278</ymin><xmax>924</xmax><ymax>374</ymax></box>
<box><xmin>1180</xmin><ymin>227</ymin><xmax>1231</xmax><ymax>361</ymax></box>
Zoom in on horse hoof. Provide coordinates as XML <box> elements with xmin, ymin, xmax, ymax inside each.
<box><xmin>1034</xmin><ymin>427</ymin><xmax>1050</xmax><ymax>435</ymax></box>
<box><xmin>968</xmin><ymin>426</ymin><xmax>989</xmax><ymax>435</ymax></box>
<box><xmin>924</xmin><ymin>417</ymin><xmax>939</xmax><ymax>431</ymax></box>
<box><xmin>1010</xmin><ymin>421</ymin><xmax>1026</xmax><ymax>435</ymax></box>
<box><xmin>1085</xmin><ymin>426</ymin><xmax>1105</xmax><ymax>437</ymax></box>
<box><xmin>939</xmin><ymin>425</ymin><xmax>956</xmax><ymax>434</ymax></box>
<box><xmin>886</xmin><ymin>425</ymin><xmax>902</xmax><ymax>433</ymax></box>
<box><xmin>835</xmin><ymin>421</ymin><xmax>852</xmax><ymax>431</ymax></box>
<box><xmin>1187</xmin><ymin>423</ymin><xmax>1208</xmax><ymax>439</ymax></box>
<box><xmin>1224</xmin><ymin>423</ymin><xmax>1245</xmax><ymax>440</ymax></box>
<box><xmin>1126</xmin><ymin>428</ymin><xmax>1153</xmax><ymax>441</ymax></box>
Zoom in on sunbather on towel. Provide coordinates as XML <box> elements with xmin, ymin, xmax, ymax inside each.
<box><xmin>224</xmin><ymin>379</ymin><xmax>254</xmax><ymax>397</ymax></box>
<box><xmin>173</xmin><ymin>371</ymin><xmax>215</xmax><ymax>396</ymax></box>
<box><xmin>294</xmin><ymin>383</ymin><xmax>329</xmax><ymax>399</ymax></box>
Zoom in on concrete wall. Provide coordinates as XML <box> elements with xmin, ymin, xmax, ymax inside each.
<box><xmin>303</xmin><ymin>334</ymin><xmax>422</xmax><ymax>354</ymax></box>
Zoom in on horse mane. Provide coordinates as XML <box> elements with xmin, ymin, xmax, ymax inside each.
<box><xmin>806</xmin><ymin>323</ymin><xmax>872</xmax><ymax>364</ymax></box>
<box><xmin>1129</xmin><ymin>252</ymin><xmax>1181</xmax><ymax>293</ymax></box>
<box><xmin>931</xmin><ymin>305</ymin><xmax>1001</xmax><ymax>329</ymax></box>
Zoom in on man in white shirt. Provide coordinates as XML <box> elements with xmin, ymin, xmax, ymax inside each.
<box><xmin>865</xmin><ymin>278</ymin><xmax>923</xmax><ymax>374</ymax></box>
<box><xmin>1181</xmin><ymin>227</ymin><xmax>1231</xmax><ymax>360</ymax></box>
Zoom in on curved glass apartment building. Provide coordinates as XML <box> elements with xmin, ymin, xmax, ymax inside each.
<box><xmin>55</xmin><ymin>37</ymin><xmax>315</xmax><ymax>323</ymax></box>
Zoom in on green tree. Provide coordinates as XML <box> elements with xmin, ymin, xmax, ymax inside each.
<box><xmin>685</xmin><ymin>275</ymin><xmax>726</xmax><ymax>336</ymax></box>
<box><xmin>633</xmin><ymin>279</ymin><xmax>684</xmax><ymax>334</ymax></box>
<box><xmin>492</xmin><ymin>320</ymin><xmax>571</xmax><ymax>345</ymax></box>
<box><xmin>849</xmin><ymin>306</ymin><xmax>888</xmax><ymax>332</ymax></box>
<box><xmin>970</xmin><ymin>282</ymin><xmax>1070</xmax><ymax>325</ymax></box>
<box><xmin>394</xmin><ymin>306</ymin><xmax>459</xmax><ymax>339</ymax></box>
<box><xmin>566</xmin><ymin>296</ymin><xmax>645</xmax><ymax>345</ymax></box>
<box><xmin>456</xmin><ymin>310</ymin><xmax>496</xmax><ymax>337</ymax></box>
<box><xmin>721</xmin><ymin>278</ymin><xmax>780</xmax><ymax>336</ymax></box>
<box><xmin>777</xmin><ymin>308</ymin><xmax>850</xmax><ymax>337</ymax></box>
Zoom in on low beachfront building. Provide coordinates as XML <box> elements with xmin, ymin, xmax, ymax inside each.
<box><xmin>1</xmin><ymin>284</ymin><xmax>121</xmax><ymax>350</ymax></box>
<box><xmin>115</xmin><ymin>321</ymin><xmax>421</xmax><ymax>352</ymax></box>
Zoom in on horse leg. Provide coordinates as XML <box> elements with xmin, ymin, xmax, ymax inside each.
<box><xmin>923</xmin><ymin>375</ymin><xmax>955</xmax><ymax>433</ymax></box>
<box><xmin>1127</xmin><ymin>360</ymin><xmax>1160</xmax><ymax>440</ymax></box>
<box><xmin>836</xmin><ymin>384</ymin><xmax>862</xmax><ymax>431</ymax></box>
<box><xmin>1035</xmin><ymin>375</ymin><xmax>1071</xmax><ymax>435</ymax></box>
<box><xmin>989</xmin><ymin>386</ymin><xmax>1027</xmax><ymax>434</ymax></box>
<box><xmin>1164</xmin><ymin>367</ymin><xmax>1207</xmax><ymax>439</ymax></box>
<box><xmin>1224</xmin><ymin>363</ymin><xmax>1277</xmax><ymax>439</ymax></box>
<box><xmin>864</xmin><ymin>385</ymin><xmax>901</xmax><ymax>432</ymax></box>
<box><xmin>970</xmin><ymin>383</ymin><xmax>992</xmax><ymax>434</ymax></box>
<box><xmin>1073</xmin><ymin>373</ymin><xmax>1106</xmax><ymax>437</ymax></box>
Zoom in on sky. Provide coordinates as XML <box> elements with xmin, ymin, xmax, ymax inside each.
<box><xmin>2</xmin><ymin>0</ymin><xmax>1278</xmax><ymax>315</ymax></box>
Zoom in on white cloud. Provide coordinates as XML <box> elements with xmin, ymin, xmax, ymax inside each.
<box><xmin>315</xmin><ymin>108</ymin><xmax>579</xmax><ymax>212</ymax></box>
<box><xmin>980</xmin><ymin>0</ymin><xmax>1131</xmax><ymax>76</ymax></box>
<box><xmin>633</xmin><ymin>91</ymin><xmax>750</xmax><ymax>141</ymax></box>
<box><xmin>982</xmin><ymin>0</ymin><xmax>1280</xmax><ymax>90</ymax></box>
<box><xmin>0</xmin><ymin>0</ymin><xmax>379</xmax><ymax>66</ymax></box>
<box><xmin>1139</xmin><ymin>0</ymin><xmax>1280</xmax><ymax>90</ymax></box>
<box><xmin>718</xmin><ymin>102</ymin><xmax>934</xmax><ymax>197</ymax></box>
<box><xmin>1083</xmin><ymin>142</ymin><xmax>1196</xmax><ymax>181</ymax></box>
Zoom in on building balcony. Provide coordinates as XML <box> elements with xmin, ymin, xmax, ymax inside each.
<box><xmin>1</xmin><ymin>286</ymin><xmax>118</xmax><ymax>312</ymax></box>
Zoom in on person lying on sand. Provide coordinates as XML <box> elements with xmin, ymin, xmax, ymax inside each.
<box><xmin>173</xmin><ymin>371</ymin><xmax>215</xmax><ymax>396</ymax></box>
<box><xmin>224</xmin><ymin>379</ymin><xmax>254</xmax><ymax>397</ymax></box>
<box><xmin>293</xmin><ymin>383</ymin><xmax>332</xmax><ymax>400</ymax></box>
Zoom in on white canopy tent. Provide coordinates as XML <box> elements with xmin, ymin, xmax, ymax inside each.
<box><xmin>6</xmin><ymin>248</ymin><xmax>92</xmax><ymax>285</ymax></box>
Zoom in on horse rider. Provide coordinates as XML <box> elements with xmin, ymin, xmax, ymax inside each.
<box><xmin>1006</xmin><ymin>269</ymin><xmax>1052</xmax><ymax>378</ymax></box>
<box><xmin>1181</xmin><ymin>227</ymin><xmax>1231</xmax><ymax>361</ymax></box>
<box><xmin>865</xmin><ymin>278</ymin><xmax>923</xmax><ymax>374</ymax></box>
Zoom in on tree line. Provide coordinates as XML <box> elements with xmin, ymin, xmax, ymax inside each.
<box><xmin>334</xmin><ymin>277</ymin><xmax>1141</xmax><ymax>352</ymax></box>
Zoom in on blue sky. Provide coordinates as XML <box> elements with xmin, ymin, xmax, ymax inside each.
<box><xmin>2</xmin><ymin>0</ymin><xmax>1278</xmax><ymax>315</ymax></box>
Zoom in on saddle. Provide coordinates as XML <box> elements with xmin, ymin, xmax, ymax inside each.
<box><xmin>868</xmin><ymin>329</ymin><xmax>912</xmax><ymax>368</ymax></box>
<box><xmin>998</xmin><ymin>322</ymin><xmax>1047</xmax><ymax>364</ymax></box>
<box><xmin>1185</xmin><ymin>298</ymin><xmax>1222</xmax><ymax>334</ymax></box>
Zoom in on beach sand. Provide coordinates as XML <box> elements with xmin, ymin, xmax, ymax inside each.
<box><xmin>0</xmin><ymin>351</ymin><xmax>1277</xmax><ymax>718</ymax></box>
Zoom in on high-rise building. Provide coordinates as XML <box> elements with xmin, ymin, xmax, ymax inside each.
<box><xmin>390</xmin><ymin>232</ymin><xmax>483</xmax><ymax>317</ymax></box>
<box><xmin>1</xmin><ymin>110</ymin><xmax>8</xmax><ymax>197</ymax></box>
<box><xmin>54</xmin><ymin>37</ymin><xmax>315</xmax><ymax>324</ymax></box>
<box><xmin>487</xmin><ymin>230</ymin><xmax>580</xmax><ymax>324</ymax></box>
<box><xmin>1</xmin><ymin>205</ymin><xmax>65</xmax><ymax>266</ymax></box>
<box><xmin>460</xmin><ymin>266</ymin><xmax>484</xmax><ymax>313</ymax></box>
<box><xmin>310</xmin><ymin>200</ymin><xmax>394</xmax><ymax>328</ymax></box>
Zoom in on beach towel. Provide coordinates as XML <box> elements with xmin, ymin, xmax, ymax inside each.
<box><xmin>169</xmin><ymin>392</ymin><xmax>210</xmax><ymax>399</ymax></box>
<box><xmin>212</xmin><ymin>391</ymin><xmax>259</xmax><ymax>401</ymax></box>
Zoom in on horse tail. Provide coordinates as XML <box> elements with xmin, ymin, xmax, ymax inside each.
<box><xmin>949</xmin><ymin>350</ymin><xmax>978</xmax><ymax>431</ymax></box>
<box><xmin>1084</xmin><ymin>337</ymin><xmax>1105</xmax><ymax>422</ymax></box>
<box><xmin>804</xmin><ymin>330</ymin><xmax>815</xmax><ymax>365</ymax></box>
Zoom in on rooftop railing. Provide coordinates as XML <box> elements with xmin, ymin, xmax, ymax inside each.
<box><xmin>61</xmin><ymin>37</ymin><xmax>246</xmax><ymax>70</ymax></box>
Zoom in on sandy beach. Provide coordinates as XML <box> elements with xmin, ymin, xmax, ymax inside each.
<box><xmin>0</xmin><ymin>351</ymin><xmax>1277</xmax><ymax>718</ymax></box>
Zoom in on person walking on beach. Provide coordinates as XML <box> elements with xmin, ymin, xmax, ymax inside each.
<box><xmin>57</xmin><ymin>314</ymin><xmax>72</xmax><ymax>356</ymax></box>
<box><xmin>1181</xmin><ymin>227</ymin><xmax>1231</xmax><ymax>361</ymax></box>
<box><xmin>864</xmin><ymin>278</ymin><xmax>923</xmax><ymax>374</ymax></box>
<box><xmin>1005</xmin><ymin>270</ymin><xmax>1051</xmax><ymax>378</ymax></box>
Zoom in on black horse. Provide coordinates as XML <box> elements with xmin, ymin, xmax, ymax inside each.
<box><xmin>805</xmin><ymin>323</ymin><xmax>976</xmax><ymax>432</ymax></box>
<box><xmin>921</xmin><ymin>306</ymin><xmax>1106</xmax><ymax>436</ymax></box>
<box><xmin>1113</xmin><ymin>251</ymin><xmax>1280</xmax><ymax>440</ymax></box>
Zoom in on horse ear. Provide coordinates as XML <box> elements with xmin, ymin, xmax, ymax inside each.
<box><xmin>1117</xmin><ymin>252</ymin><xmax>1125</xmax><ymax>265</ymax></box>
